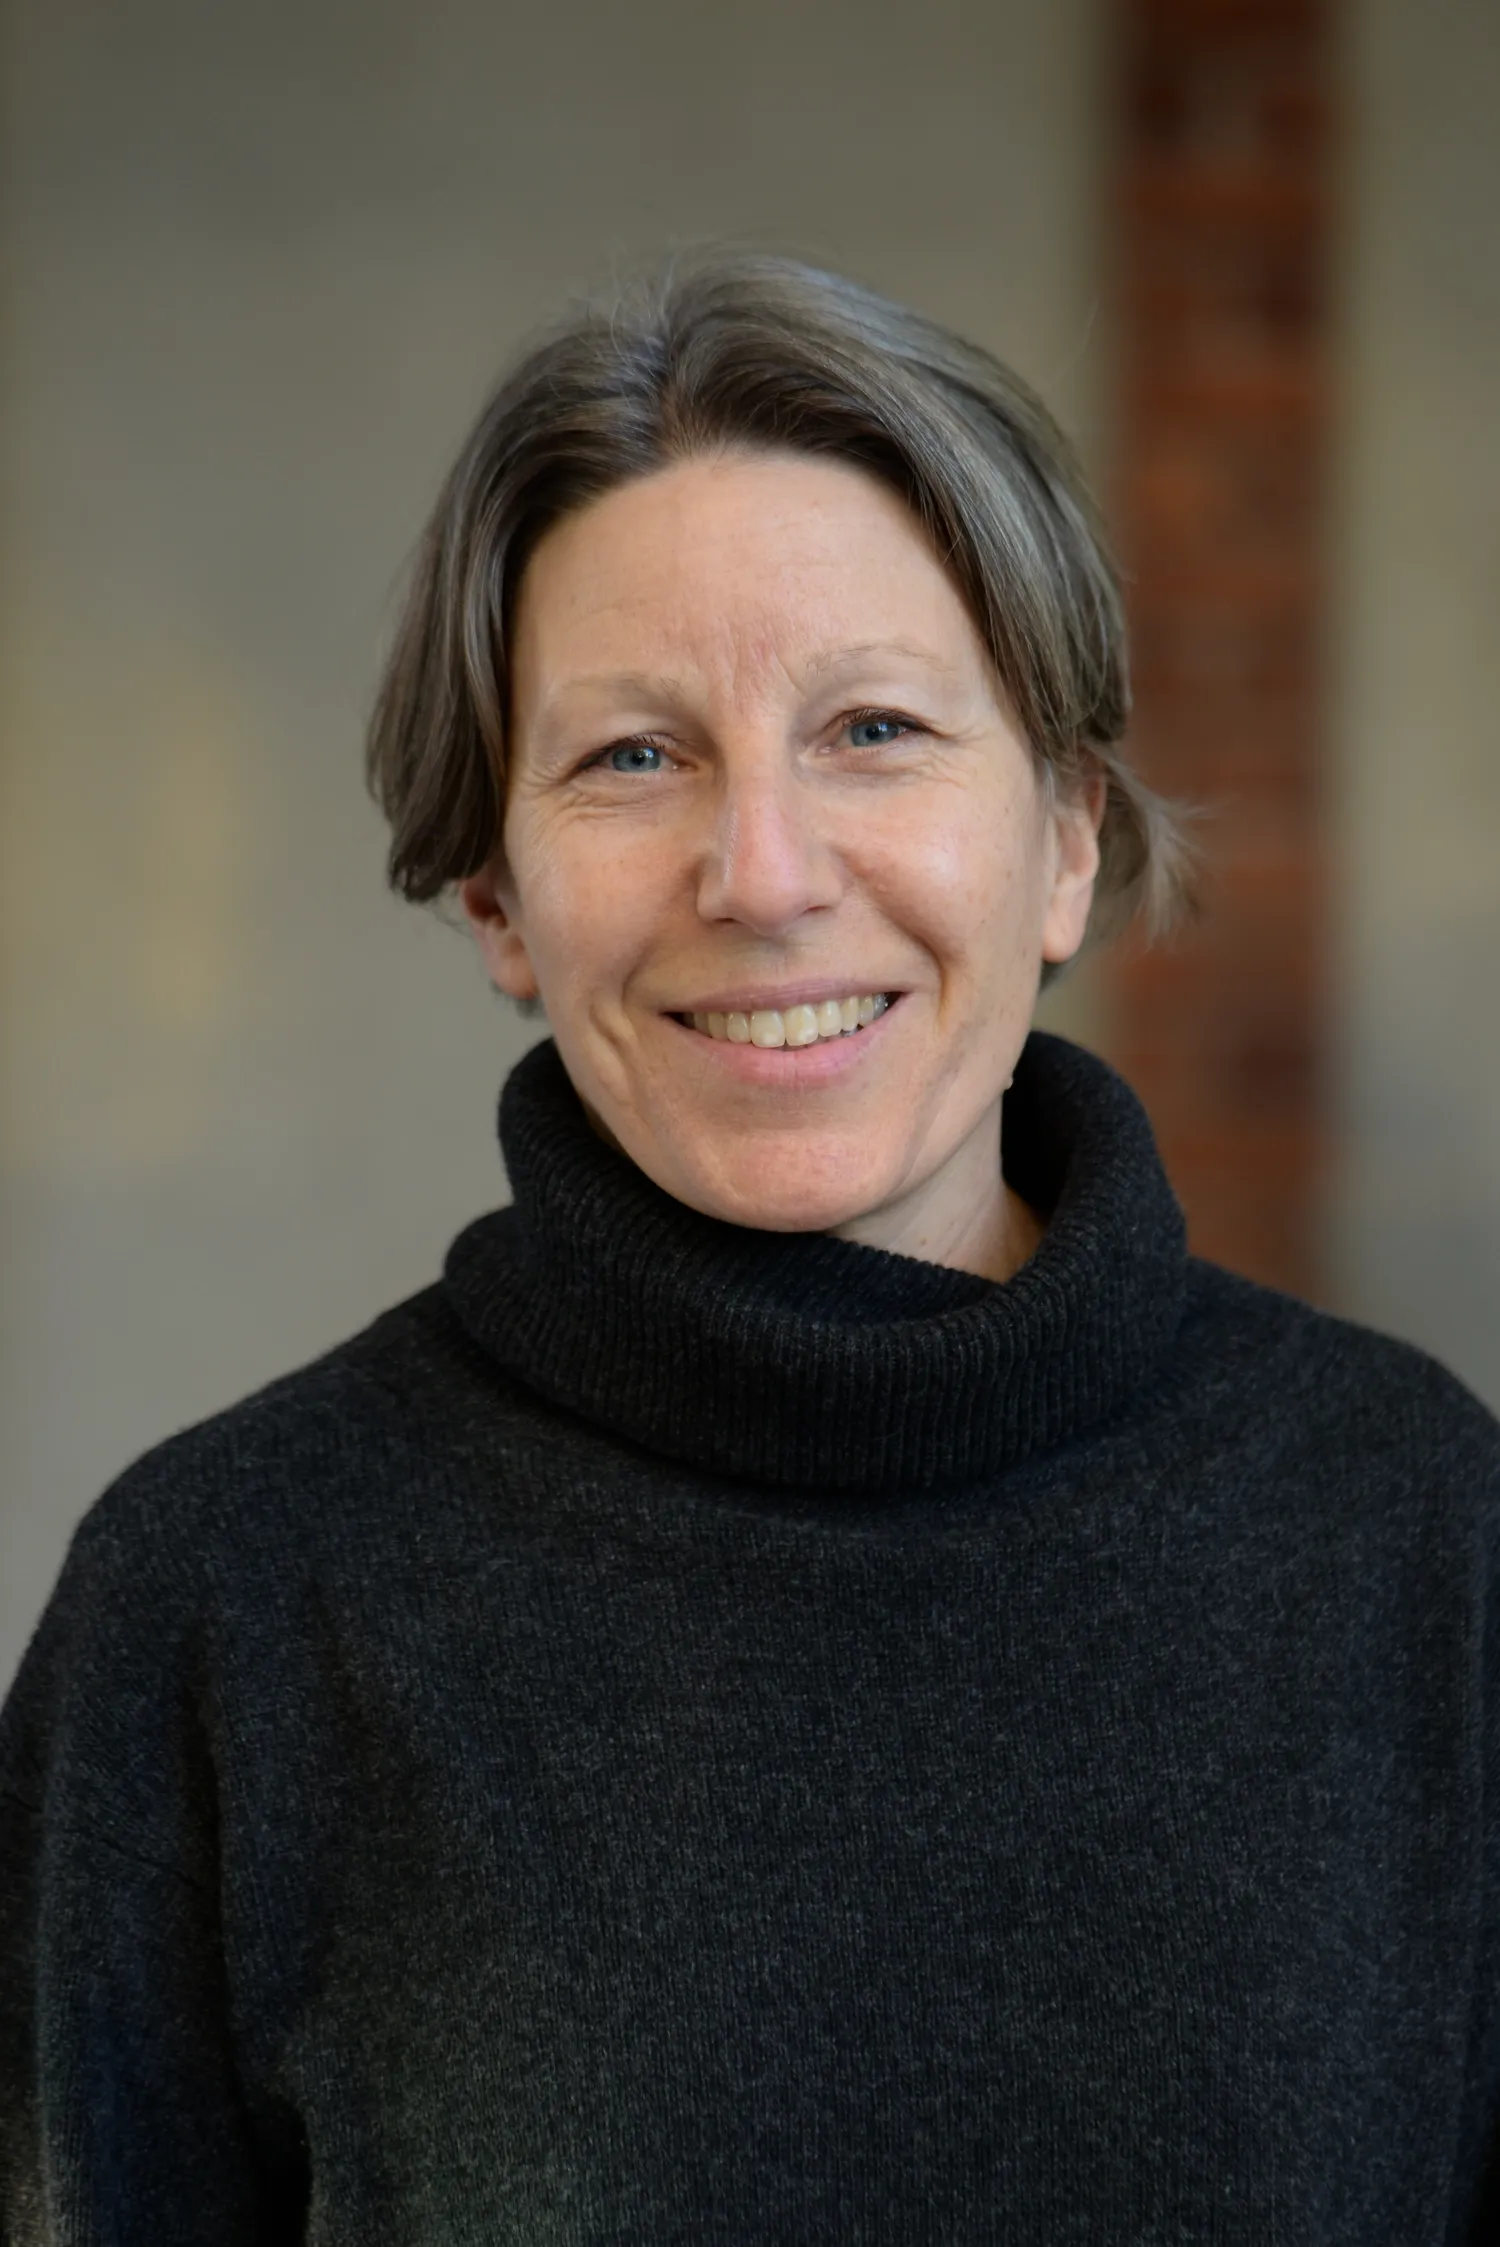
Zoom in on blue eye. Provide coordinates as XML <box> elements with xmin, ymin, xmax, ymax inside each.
<box><xmin>847</xmin><ymin>714</ymin><xmax>909</xmax><ymax>749</ymax></box>
<box><xmin>603</xmin><ymin>741</ymin><xmax>665</xmax><ymax>773</ymax></box>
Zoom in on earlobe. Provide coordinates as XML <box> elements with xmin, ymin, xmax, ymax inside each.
<box><xmin>1039</xmin><ymin>770</ymin><xmax>1106</xmax><ymax>967</ymax></box>
<box><xmin>457</xmin><ymin>867</ymin><xmax>540</xmax><ymax>1003</ymax></box>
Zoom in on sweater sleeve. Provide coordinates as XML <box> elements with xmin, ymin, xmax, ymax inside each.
<box><xmin>1454</xmin><ymin>1431</ymin><xmax>1500</xmax><ymax>2241</ymax></box>
<box><xmin>0</xmin><ymin>1488</ymin><xmax>304</xmax><ymax>2243</ymax></box>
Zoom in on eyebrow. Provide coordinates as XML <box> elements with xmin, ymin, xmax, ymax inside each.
<box><xmin>535</xmin><ymin>670</ymin><xmax>685</xmax><ymax>711</ymax></box>
<box><xmin>801</xmin><ymin>639</ymin><xmax>962</xmax><ymax>679</ymax></box>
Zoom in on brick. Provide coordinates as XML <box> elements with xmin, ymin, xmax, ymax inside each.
<box><xmin>1107</xmin><ymin>0</ymin><xmax>1332</xmax><ymax>1298</ymax></box>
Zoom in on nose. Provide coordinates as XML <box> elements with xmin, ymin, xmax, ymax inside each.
<box><xmin>693</xmin><ymin>755</ymin><xmax>843</xmax><ymax>936</ymax></box>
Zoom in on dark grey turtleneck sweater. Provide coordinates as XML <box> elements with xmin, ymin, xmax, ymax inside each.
<box><xmin>3</xmin><ymin>1031</ymin><xmax>1499</xmax><ymax>2244</ymax></box>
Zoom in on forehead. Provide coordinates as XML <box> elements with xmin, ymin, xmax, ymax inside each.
<box><xmin>510</xmin><ymin>450</ymin><xmax>990</xmax><ymax>692</ymax></box>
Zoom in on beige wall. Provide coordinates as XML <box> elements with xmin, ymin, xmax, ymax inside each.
<box><xmin>0</xmin><ymin>0</ymin><xmax>1108</xmax><ymax>1687</ymax></box>
<box><xmin>1329</xmin><ymin>0</ymin><xmax>1500</xmax><ymax>1408</ymax></box>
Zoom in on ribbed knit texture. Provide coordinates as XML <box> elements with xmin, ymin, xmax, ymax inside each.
<box><xmin>446</xmin><ymin>1031</ymin><xmax>1187</xmax><ymax>1490</ymax></box>
<box><xmin>2</xmin><ymin>1029</ymin><xmax>1500</xmax><ymax>2244</ymax></box>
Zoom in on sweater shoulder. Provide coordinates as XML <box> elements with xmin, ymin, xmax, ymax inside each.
<box><xmin>60</xmin><ymin>1280</ymin><xmax>500</xmax><ymax>1582</ymax></box>
<box><xmin>0</xmin><ymin>1284</ymin><xmax>511</xmax><ymax>1823</ymax></box>
<box><xmin>1177</xmin><ymin>1255</ymin><xmax>1500</xmax><ymax>1484</ymax></box>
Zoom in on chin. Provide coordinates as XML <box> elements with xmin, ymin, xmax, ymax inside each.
<box><xmin>673</xmin><ymin>1156</ymin><xmax>894</xmax><ymax>1238</ymax></box>
<box><xmin>714</xmin><ymin>1197</ymin><xmax>870</xmax><ymax>1236</ymax></box>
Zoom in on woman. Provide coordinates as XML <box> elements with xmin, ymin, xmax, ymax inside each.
<box><xmin>2</xmin><ymin>252</ymin><xmax>1497</xmax><ymax>2243</ymax></box>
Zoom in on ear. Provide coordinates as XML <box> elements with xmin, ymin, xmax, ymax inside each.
<box><xmin>1039</xmin><ymin>764</ymin><xmax>1107</xmax><ymax>967</ymax></box>
<box><xmin>457</xmin><ymin>857</ymin><xmax>541</xmax><ymax>1003</ymax></box>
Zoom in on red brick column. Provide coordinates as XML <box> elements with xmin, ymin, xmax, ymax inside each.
<box><xmin>1107</xmin><ymin>0</ymin><xmax>1332</xmax><ymax>1300</ymax></box>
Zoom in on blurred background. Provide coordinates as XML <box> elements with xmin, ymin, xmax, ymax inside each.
<box><xmin>2</xmin><ymin>0</ymin><xmax>1496</xmax><ymax>1691</ymax></box>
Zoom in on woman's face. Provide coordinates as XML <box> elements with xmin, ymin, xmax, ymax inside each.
<box><xmin>461</xmin><ymin>449</ymin><xmax>1102</xmax><ymax>1250</ymax></box>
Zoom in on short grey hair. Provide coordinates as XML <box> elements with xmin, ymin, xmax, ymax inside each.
<box><xmin>366</xmin><ymin>249</ymin><xmax>1193</xmax><ymax>961</ymax></box>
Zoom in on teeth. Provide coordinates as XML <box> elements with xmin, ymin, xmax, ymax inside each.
<box><xmin>687</xmin><ymin>994</ymin><xmax>891</xmax><ymax>1045</ymax></box>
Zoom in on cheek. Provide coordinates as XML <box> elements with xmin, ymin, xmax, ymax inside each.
<box><xmin>866</xmin><ymin>787</ymin><xmax>1042</xmax><ymax>963</ymax></box>
<box><xmin>509</xmin><ymin>813</ymin><xmax>669</xmax><ymax>994</ymax></box>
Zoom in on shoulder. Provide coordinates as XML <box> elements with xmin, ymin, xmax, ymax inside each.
<box><xmin>2</xmin><ymin>1282</ymin><xmax>528</xmax><ymax>1794</ymax></box>
<box><xmin>1174</xmin><ymin>1256</ymin><xmax>1500</xmax><ymax>1495</ymax></box>
<box><xmin>57</xmin><ymin>1279</ymin><xmax>522</xmax><ymax>1600</ymax></box>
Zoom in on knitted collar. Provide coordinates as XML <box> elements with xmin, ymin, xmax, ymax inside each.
<box><xmin>443</xmin><ymin>1029</ymin><xmax>1186</xmax><ymax>1493</ymax></box>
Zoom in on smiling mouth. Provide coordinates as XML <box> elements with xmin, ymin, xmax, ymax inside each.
<box><xmin>673</xmin><ymin>993</ymin><xmax>896</xmax><ymax>1048</ymax></box>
